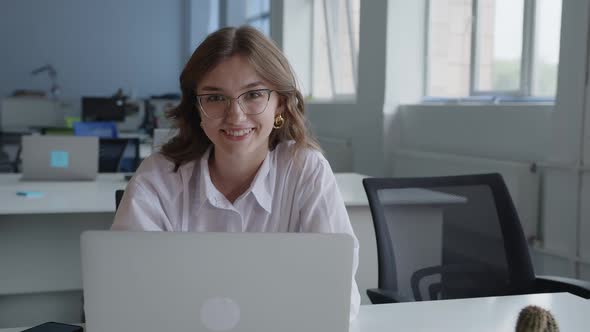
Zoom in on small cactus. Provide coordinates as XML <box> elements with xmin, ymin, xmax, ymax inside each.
<box><xmin>515</xmin><ymin>305</ymin><xmax>559</xmax><ymax>332</ymax></box>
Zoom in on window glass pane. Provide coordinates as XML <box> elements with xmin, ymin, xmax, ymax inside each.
<box><xmin>312</xmin><ymin>0</ymin><xmax>360</xmax><ymax>99</ymax></box>
<box><xmin>248</xmin><ymin>18</ymin><xmax>270</xmax><ymax>37</ymax></box>
<box><xmin>426</xmin><ymin>0</ymin><xmax>473</xmax><ymax>98</ymax></box>
<box><xmin>475</xmin><ymin>0</ymin><xmax>524</xmax><ymax>92</ymax></box>
<box><xmin>313</xmin><ymin>0</ymin><xmax>333</xmax><ymax>99</ymax></box>
<box><xmin>532</xmin><ymin>0</ymin><xmax>562</xmax><ymax>97</ymax></box>
<box><xmin>226</xmin><ymin>0</ymin><xmax>270</xmax><ymax>36</ymax></box>
<box><xmin>246</xmin><ymin>0</ymin><xmax>266</xmax><ymax>18</ymax></box>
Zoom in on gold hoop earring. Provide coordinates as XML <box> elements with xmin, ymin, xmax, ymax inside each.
<box><xmin>273</xmin><ymin>114</ymin><xmax>285</xmax><ymax>129</ymax></box>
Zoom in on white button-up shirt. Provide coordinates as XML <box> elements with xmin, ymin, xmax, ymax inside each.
<box><xmin>112</xmin><ymin>141</ymin><xmax>360</xmax><ymax>320</ymax></box>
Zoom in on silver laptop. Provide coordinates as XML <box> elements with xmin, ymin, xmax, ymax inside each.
<box><xmin>21</xmin><ymin>135</ymin><xmax>98</xmax><ymax>181</ymax></box>
<box><xmin>81</xmin><ymin>231</ymin><xmax>354</xmax><ymax>332</ymax></box>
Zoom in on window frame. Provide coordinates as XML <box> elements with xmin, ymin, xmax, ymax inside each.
<box><xmin>219</xmin><ymin>0</ymin><xmax>271</xmax><ymax>36</ymax></box>
<box><xmin>425</xmin><ymin>0</ymin><xmax>555</xmax><ymax>102</ymax></box>
<box><xmin>245</xmin><ymin>7</ymin><xmax>270</xmax><ymax>33</ymax></box>
<box><xmin>309</xmin><ymin>0</ymin><xmax>359</xmax><ymax>101</ymax></box>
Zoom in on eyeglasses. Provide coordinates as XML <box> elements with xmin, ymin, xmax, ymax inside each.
<box><xmin>196</xmin><ymin>89</ymin><xmax>274</xmax><ymax>119</ymax></box>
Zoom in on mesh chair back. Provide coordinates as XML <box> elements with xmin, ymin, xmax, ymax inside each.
<box><xmin>0</xmin><ymin>132</ymin><xmax>23</xmax><ymax>173</ymax></box>
<box><xmin>118</xmin><ymin>138</ymin><xmax>140</xmax><ymax>173</ymax></box>
<box><xmin>363</xmin><ymin>173</ymin><xmax>535</xmax><ymax>301</ymax></box>
<box><xmin>99</xmin><ymin>138</ymin><xmax>128</xmax><ymax>172</ymax></box>
<box><xmin>115</xmin><ymin>190</ymin><xmax>125</xmax><ymax>210</ymax></box>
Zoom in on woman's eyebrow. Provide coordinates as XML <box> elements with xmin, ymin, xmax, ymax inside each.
<box><xmin>241</xmin><ymin>81</ymin><xmax>265</xmax><ymax>89</ymax></box>
<box><xmin>199</xmin><ymin>86</ymin><xmax>223</xmax><ymax>92</ymax></box>
<box><xmin>198</xmin><ymin>81</ymin><xmax>266</xmax><ymax>94</ymax></box>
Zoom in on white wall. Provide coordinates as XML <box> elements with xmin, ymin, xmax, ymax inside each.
<box><xmin>0</xmin><ymin>0</ymin><xmax>185</xmax><ymax>99</ymax></box>
<box><xmin>397</xmin><ymin>104</ymin><xmax>552</xmax><ymax>162</ymax></box>
<box><xmin>543</xmin><ymin>0</ymin><xmax>590</xmax><ymax>276</ymax></box>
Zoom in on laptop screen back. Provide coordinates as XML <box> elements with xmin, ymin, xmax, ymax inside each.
<box><xmin>21</xmin><ymin>135</ymin><xmax>98</xmax><ymax>181</ymax></box>
<box><xmin>81</xmin><ymin>231</ymin><xmax>353</xmax><ymax>332</ymax></box>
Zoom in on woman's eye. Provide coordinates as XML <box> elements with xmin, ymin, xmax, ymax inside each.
<box><xmin>247</xmin><ymin>91</ymin><xmax>263</xmax><ymax>99</ymax></box>
<box><xmin>206</xmin><ymin>95</ymin><xmax>225</xmax><ymax>103</ymax></box>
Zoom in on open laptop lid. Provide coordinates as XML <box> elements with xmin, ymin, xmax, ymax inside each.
<box><xmin>81</xmin><ymin>231</ymin><xmax>353</xmax><ymax>332</ymax></box>
<box><xmin>21</xmin><ymin>135</ymin><xmax>98</xmax><ymax>181</ymax></box>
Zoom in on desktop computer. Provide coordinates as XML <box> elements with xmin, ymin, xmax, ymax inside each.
<box><xmin>81</xmin><ymin>97</ymin><xmax>126</xmax><ymax>122</ymax></box>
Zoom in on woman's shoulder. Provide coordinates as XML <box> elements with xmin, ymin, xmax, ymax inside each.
<box><xmin>131</xmin><ymin>152</ymin><xmax>195</xmax><ymax>190</ymax></box>
<box><xmin>273</xmin><ymin>140</ymin><xmax>330</xmax><ymax>176</ymax></box>
<box><xmin>135</xmin><ymin>152</ymin><xmax>176</xmax><ymax>174</ymax></box>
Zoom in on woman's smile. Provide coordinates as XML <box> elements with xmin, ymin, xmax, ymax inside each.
<box><xmin>221</xmin><ymin>127</ymin><xmax>256</xmax><ymax>140</ymax></box>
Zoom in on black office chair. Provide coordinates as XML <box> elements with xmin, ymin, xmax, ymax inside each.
<box><xmin>0</xmin><ymin>132</ymin><xmax>23</xmax><ymax>173</ymax></box>
<box><xmin>0</xmin><ymin>150</ymin><xmax>14</xmax><ymax>172</ymax></box>
<box><xmin>363</xmin><ymin>173</ymin><xmax>590</xmax><ymax>304</ymax></box>
<box><xmin>115</xmin><ymin>189</ymin><xmax>125</xmax><ymax>210</ymax></box>
<box><xmin>120</xmin><ymin>137</ymin><xmax>141</xmax><ymax>173</ymax></box>
<box><xmin>99</xmin><ymin>138</ymin><xmax>127</xmax><ymax>172</ymax></box>
<box><xmin>99</xmin><ymin>138</ymin><xmax>139</xmax><ymax>173</ymax></box>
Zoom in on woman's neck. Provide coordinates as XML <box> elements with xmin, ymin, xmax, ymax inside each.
<box><xmin>208</xmin><ymin>149</ymin><xmax>267</xmax><ymax>203</ymax></box>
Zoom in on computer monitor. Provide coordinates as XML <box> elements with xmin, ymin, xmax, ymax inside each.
<box><xmin>82</xmin><ymin>97</ymin><xmax>126</xmax><ymax>122</ymax></box>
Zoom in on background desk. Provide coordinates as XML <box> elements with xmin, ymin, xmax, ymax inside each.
<box><xmin>334</xmin><ymin>173</ymin><xmax>377</xmax><ymax>305</ymax></box>
<box><xmin>0</xmin><ymin>173</ymin><xmax>377</xmax><ymax>327</ymax></box>
<box><xmin>2</xmin><ymin>293</ymin><xmax>587</xmax><ymax>332</ymax></box>
<box><xmin>0</xmin><ymin>174</ymin><xmax>127</xmax><ymax>327</ymax></box>
<box><xmin>350</xmin><ymin>292</ymin><xmax>590</xmax><ymax>331</ymax></box>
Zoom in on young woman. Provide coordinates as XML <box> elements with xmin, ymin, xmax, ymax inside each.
<box><xmin>112</xmin><ymin>26</ymin><xmax>360</xmax><ymax>319</ymax></box>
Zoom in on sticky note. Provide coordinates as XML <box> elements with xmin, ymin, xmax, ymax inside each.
<box><xmin>16</xmin><ymin>191</ymin><xmax>45</xmax><ymax>198</ymax></box>
<box><xmin>50</xmin><ymin>150</ymin><xmax>69</xmax><ymax>168</ymax></box>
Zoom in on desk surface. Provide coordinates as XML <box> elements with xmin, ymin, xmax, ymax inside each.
<box><xmin>0</xmin><ymin>172</ymin><xmax>369</xmax><ymax>215</ymax></box>
<box><xmin>2</xmin><ymin>293</ymin><xmax>587</xmax><ymax>332</ymax></box>
<box><xmin>0</xmin><ymin>174</ymin><xmax>127</xmax><ymax>214</ymax></box>
<box><xmin>334</xmin><ymin>173</ymin><xmax>369</xmax><ymax>206</ymax></box>
<box><xmin>350</xmin><ymin>292</ymin><xmax>589</xmax><ymax>331</ymax></box>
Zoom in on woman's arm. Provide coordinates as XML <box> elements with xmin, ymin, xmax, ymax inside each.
<box><xmin>111</xmin><ymin>180</ymin><xmax>172</xmax><ymax>231</ymax></box>
<box><xmin>295</xmin><ymin>153</ymin><xmax>361</xmax><ymax>321</ymax></box>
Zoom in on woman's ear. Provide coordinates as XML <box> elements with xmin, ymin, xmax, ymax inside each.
<box><xmin>276</xmin><ymin>95</ymin><xmax>286</xmax><ymax>115</ymax></box>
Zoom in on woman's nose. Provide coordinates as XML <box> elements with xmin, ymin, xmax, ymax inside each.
<box><xmin>224</xmin><ymin>99</ymin><xmax>247</xmax><ymax>122</ymax></box>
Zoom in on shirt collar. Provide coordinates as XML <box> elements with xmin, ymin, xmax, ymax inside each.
<box><xmin>198</xmin><ymin>147</ymin><xmax>273</xmax><ymax>213</ymax></box>
<box><xmin>199</xmin><ymin>147</ymin><xmax>223</xmax><ymax>209</ymax></box>
<box><xmin>249</xmin><ymin>151</ymin><xmax>272</xmax><ymax>213</ymax></box>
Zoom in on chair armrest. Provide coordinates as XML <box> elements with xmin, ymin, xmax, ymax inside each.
<box><xmin>366</xmin><ymin>288</ymin><xmax>412</xmax><ymax>304</ymax></box>
<box><xmin>534</xmin><ymin>275</ymin><xmax>590</xmax><ymax>299</ymax></box>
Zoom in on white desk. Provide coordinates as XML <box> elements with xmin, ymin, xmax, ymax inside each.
<box><xmin>0</xmin><ymin>174</ymin><xmax>127</xmax><ymax>327</ymax></box>
<box><xmin>333</xmin><ymin>173</ymin><xmax>377</xmax><ymax>306</ymax></box>
<box><xmin>0</xmin><ymin>172</ymin><xmax>377</xmax><ymax>327</ymax></box>
<box><xmin>2</xmin><ymin>293</ymin><xmax>587</xmax><ymax>332</ymax></box>
<box><xmin>0</xmin><ymin>174</ymin><xmax>127</xmax><ymax>214</ymax></box>
<box><xmin>349</xmin><ymin>292</ymin><xmax>589</xmax><ymax>332</ymax></box>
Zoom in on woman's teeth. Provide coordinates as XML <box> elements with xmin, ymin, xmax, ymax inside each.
<box><xmin>224</xmin><ymin>128</ymin><xmax>253</xmax><ymax>136</ymax></box>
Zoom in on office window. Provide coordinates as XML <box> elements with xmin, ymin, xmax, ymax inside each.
<box><xmin>311</xmin><ymin>0</ymin><xmax>360</xmax><ymax>100</ymax></box>
<box><xmin>225</xmin><ymin>0</ymin><xmax>270</xmax><ymax>36</ymax></box>
<box><xmin>532</xmin><ymin>0</ymin><xmax>562</xmax><ymax>97</ymax></box>
<box><xmin>426</xmin><ymin>0</ymin><xmax>562</xmax><ymax>100</ymax></box>
<box><xmin>245</xmin><ymin>0</ymin><xmax>270</xmax><ymax>36</ymax></box>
